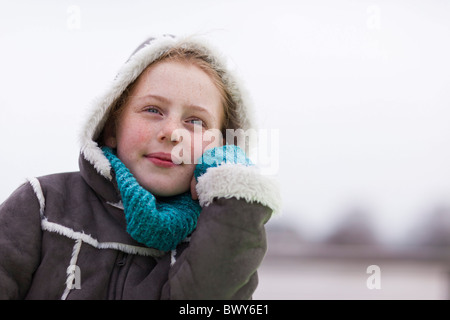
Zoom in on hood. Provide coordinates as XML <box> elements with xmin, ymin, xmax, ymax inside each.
<box><xmin>79</xmin><ymin>34</ymin><xmax>255</xmax><ymax>181</ymax></box>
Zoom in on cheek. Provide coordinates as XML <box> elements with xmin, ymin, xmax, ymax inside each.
<box><xmin>116</xmin><ymin>120</ymin><xmax>152</xmax><ymax>151</ymax></box>
<box><xmin>200</xmin><ymin>129</ymin><xmax>223</xmax><ymax>152</ymax></box>
<box><xmin>189</xmin><ymin>132</ymin><xmax>222</xmax><ymax>162</ymax></box>
<box><xmin>191</xmin><ymin>135</ymin><xmax>205</xmax><ymax>159</ymax></box>
<box><xmin>176</xmin><ymin>130</ymin><xmax>223</xmax><ymax>164</ymax></box>
<box><xmin>181</xmin><ymin>164</ymin><xmax>196</xmax><ymax>179</ymax></box>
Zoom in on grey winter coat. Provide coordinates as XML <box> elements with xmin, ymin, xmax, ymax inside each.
<box><xmin>0</xmin><ymin>35</ymin><xmax>281</xmax><ymax>300</ymax></box>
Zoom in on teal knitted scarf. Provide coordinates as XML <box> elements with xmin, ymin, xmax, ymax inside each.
<box><xmin>102</xmin><ymin>147</ymin><xmax>201</xmax><ymax>251</ymax></box>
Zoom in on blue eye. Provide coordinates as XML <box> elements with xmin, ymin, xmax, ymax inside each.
<box><xmin>146</xmin><ymin>106</ymin><xmax>160</xmax><ymax>114</ymax></box>
<box><xmin>189</xmin><ymin>119</ymin><xmax>204</xmax><ymax>127</ymax></box>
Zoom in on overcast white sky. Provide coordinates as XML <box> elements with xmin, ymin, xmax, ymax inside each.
<box><xmin>1</xmin><ymin>0</ymin><xmax>450</xmax><ymax>244</ymax></box>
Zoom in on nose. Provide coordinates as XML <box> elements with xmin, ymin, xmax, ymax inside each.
<box><xmin>157</xmin><ymin>117</ymin><xmax>182</xmax><ymax>144</ymax></box>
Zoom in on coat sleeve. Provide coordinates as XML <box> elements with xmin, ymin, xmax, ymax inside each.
<box><xmin>162</xmin><ymin>164</ymin><xmax>281</xmax><ymax>300</ymax></box>
<box><xmin>0</xmin><ymin>181</ymin><xmax>42</xmax><ymax>299</ymax></box>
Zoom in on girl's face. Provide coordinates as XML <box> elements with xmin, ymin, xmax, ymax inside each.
<box><xmin>106</xmin><ymin>60</ymin><xmax>224</xmax><ymax>196</ymax></box>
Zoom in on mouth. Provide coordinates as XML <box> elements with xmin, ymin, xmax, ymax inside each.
<box><xmin>145</xmin><ymin>152</ymin><xmax>180</xmax><ymax>168</ymax></box>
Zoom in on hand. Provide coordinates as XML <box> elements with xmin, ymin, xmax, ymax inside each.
<box><xmin>194</xmin><ymin>145</ymin><xmax>252</xmax><ymax>182</ymax></box>
<box><xmin>191</xmin><ymin>145</ymin><xmax>252</xmax><ymax>200</ymax></box>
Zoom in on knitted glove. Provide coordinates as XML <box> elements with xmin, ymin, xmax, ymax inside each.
<box><xmin>102</xmin><ymin>147</ymin><xmax>201</xmax><ymax>252</ymax></box>
<box><xmin>194</xmin><ymin>145</ymin><xmax>253</xmax><ymax>181</ymax></box>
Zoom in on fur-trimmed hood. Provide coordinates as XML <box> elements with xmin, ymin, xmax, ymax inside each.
<box><xmin>79</xmin><ymin>34</ymin><xmax>255</xmax><ymax>181</ymax></box>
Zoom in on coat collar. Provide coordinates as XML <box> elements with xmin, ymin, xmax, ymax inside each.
<box><xmin>78</xmin><ymin>152</ymin><xmax>120</xmax><ymax>204</ymax></box>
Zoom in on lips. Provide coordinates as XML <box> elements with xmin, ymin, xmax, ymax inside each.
<box><xmin>145</xmin><ymin>152</ymin><xmax>179</xmax><ymax>168</ymax></box>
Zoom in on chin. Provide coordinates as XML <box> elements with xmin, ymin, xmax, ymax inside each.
<box><xmin>144</xmin><ymin>182</ymin><xmax>189</xmax><ymax>198</ymax></box>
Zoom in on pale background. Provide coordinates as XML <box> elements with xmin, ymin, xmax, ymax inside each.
<box><xmin>1</xmin><ymin>0</ymin><xmax>450</xmax><ymax>299</ymax></box>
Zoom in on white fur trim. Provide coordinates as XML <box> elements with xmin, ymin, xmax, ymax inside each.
<box><xmin>79</xmin><ymin>34</ymin><xmax>255</xmax><ymax>179</ymax></box>
<box><xmin>41</xmin><ymin>218</ymin><xmax>164</xmax><ymax>257</ymax></box>
<box><xmin>61</xmin><ymin>239</ymin><xmax>83</xmax><ymax>300</ymax></box>
<box><xmin>106</xmin><ymin>200</ymin><xmax>124</xmax><ymax>210</ymax></box>
<box><xmin>80</xmin><ymin>141</ymin><xmax>112</xmax><ymax>180</ymax></box>
<box><xmin>196</xmin><ymin>164</ymin><xmax>282</xmax><ymax>215</ymax></box>
<box><xmin>27</xmin><ymin>177</ymin><xmax>45</xmax><ymax>218</ymax></box>
<box><xmin>170</xmin><ymin>249</ymin><xmax>177</xmax><ymax>267</ymax></box>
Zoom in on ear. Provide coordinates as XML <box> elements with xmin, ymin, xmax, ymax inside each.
<box><xmin>103</xmin><ymin>119</ymin><xmax>117</xmax><ymax>148</ymax></box>
<box><xmin>106</xmin><ymin>136</ymin><xmax>117</xmax><ymax>148</ymax></box>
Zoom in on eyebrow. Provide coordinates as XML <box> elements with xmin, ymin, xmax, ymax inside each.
<box><xmin>187</xmin><ymin>104</ymin><xmax>214</xmax><ymax>117</ymax></box>
<box><xmin>135</xmin><ymin>94</ymin><xmax>170</xmax><ymax>104</ymax></box>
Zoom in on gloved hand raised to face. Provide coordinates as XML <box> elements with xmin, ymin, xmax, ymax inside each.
<box><xmin>194</xmin><ymin>144</ymin><xmax>253</xmax><ymax>182</ymax></box>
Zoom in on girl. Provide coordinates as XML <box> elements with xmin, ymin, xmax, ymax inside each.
<box><xmin>0</xmin><ymin>35</ymin><xmax>281</xmax><ymax>299</ymax></box>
